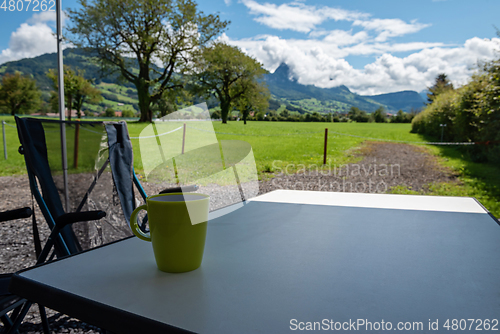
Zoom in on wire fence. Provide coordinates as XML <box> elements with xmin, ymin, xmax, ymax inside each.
<box><xmin>129</xmin><ymin>126</ymin><xmax>183</xmax><ymax>139</ymax></box>
<box><xmin>0</xmin><ymin>118</ymin><xmax>489</xmax><ymax>163</ymax></box>
<box><xmin>186</xmin><ymin>125</ymin><xmax>322</xmax><ymax>137</ymax></box>
<box><xmin>186</xmin><ymin>125</ymin><xmax>477</xmax><ymax>146</ymax></box>
<box><xmin>326</xmin><ymin>130</ymin><xmax>476</xmax><ymax>146</ymax></box>
<box><xmin>3</xmin><ymin>122</ymin><xmax>16</xmax><ymax>129</ymax></box>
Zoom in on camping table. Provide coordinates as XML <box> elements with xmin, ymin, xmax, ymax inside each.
<box><xmin>9</xmin><ymin>190</ymin><xmax>500</xmax><ymax>333</ymax></box>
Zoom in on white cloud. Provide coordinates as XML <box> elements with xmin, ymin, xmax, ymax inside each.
<box><xmin>225</xmin><ymin>33</ymin><xmax>500</xmax><ymax>95</ymax></box>
<box><xmin>222</xmin><ymin>1</ymin><xmax>498</xmax><ymax>94</ymax></box>
<box><xmin>0</xmin><ymin>23</ymin><xmax>56</xmax><ymax>64</ymax></box>
<box><xmin>27</xmin><ymin>11</ymin><xmax>57</xmax><ymax>24</ymax></box>
<box><xmin>241</xmin><ymin>0</ymin><xmax>368</xmax><ymax>33</ymax></box>
<box><xmin>224</xmin><ymin>0</ymin><xmax>231</xmax><ymax>5</ymax></box>
<box><xmin>353</xmin><ymin>18</ymin><xmax>431</xmax><ymax>42</ymax></box>
<box><xmin>242</xmin><ymin>0</ymin><xmax>429</xmax><ymax>44</ymax></box>
<box><xmin>321</xmin><ymin>30</ymin><xmax>369</xmax><ymax>46</ymax></box>
<box><xmin>227</xmin><ymin>32</ymin><xmax>444</xmax><ymax>69</ymax></box>
<box><xmin>0</xmin><ymin>12</ymin><xmax>66</xmax><ymax>65</ymax></box>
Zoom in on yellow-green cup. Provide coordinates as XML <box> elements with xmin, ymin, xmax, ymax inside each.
<box><xmin>130</xmin><ymin>193</ymin><xmax>209</xmax><ymax>273</ymax></box>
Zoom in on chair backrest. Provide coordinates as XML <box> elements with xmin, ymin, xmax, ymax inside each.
<box><xmin>105</xmin><ymin>122</ymin><xmax>136</xmax><ymax>226</ymax></box>
<box><xmin>15</xmin><ymin>118</ymin><xmax>65</xmax><ymax>219</ymax></box>
<box><xmin>16</xmin><ymin>117</ymin><xmax>79</xmax><ymax>254</ymax></box>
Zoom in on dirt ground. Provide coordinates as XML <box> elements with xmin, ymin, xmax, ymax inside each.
<box><xmin>259</xmin><ymin>141</ymin><xmax>458</xmax><ymax>194</ymax></box>
<box><xmin>0</xmin><ymin>141</ymin><xmax>457</xmax><ymax>334</ymax></box>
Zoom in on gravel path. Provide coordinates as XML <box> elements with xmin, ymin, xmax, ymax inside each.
<box><xmin>258</xmin><ymin>141</ymin><xmax>457</xmax><ymax>194</ymax></box>
<box><xmin>0</xmin><ymin>141</ymin><xmax>456</xmax><ymax>333</ymax></box>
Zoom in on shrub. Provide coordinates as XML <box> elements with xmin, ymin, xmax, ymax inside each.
<box><xmin>371</xmin><ymin>107</ymin><xmax>387</xmax><ymax>123</ymax></box>
<box><xmin>122</xmin><ymin>109</ymin><xmax>135</xmax><ymax>118</ymax></box>
<box><xmin>391</xmin><ymin>110</ymin><xmax>413</xmax><ymax>123</ymax></box>
<box><xmin>103</xmin><ymin>108</ymin><xmax>115</xmax><ymax>117</ymax></box>
<box><xmin>211</xmin><ymin>109</ymin><xmax>221</xmax><ymax>119</ymax></box>
<box><xmin>411</xmin><ymin>65</ymin><xmax>500</xmax><ymax>163</ymax></box>
<box><xmin>411</xmin><ymin>89</ymin><xmax>458</xmax><ymax>140</ymax></box>
<box><xmin>255</xmin><ymin>112</ymin><xmax>265</xmax><ymax>121</ymax></box>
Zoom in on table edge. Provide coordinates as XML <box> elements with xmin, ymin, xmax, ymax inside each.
<box><xmin>253</xmin><ymin>190</ymin><xmax>491</xmax><ymax>214</ymax></box>
<box><xmin>9</xmin><ymin>273</ymin><xmax>193</xmax><ymax>334</ymax></box>
<box><xmin>472</xmin><ymin>197</ymin><xmax>500</xmax><ymax>226</ymax></box>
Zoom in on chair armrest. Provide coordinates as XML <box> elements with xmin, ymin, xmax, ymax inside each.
<box><xmin>0</xmin><ymin>207</ymin><xmax>32</xmax><ymax>222</ymax></box>
<box><xmin>55</xmin><ymin>211</ymin><xmax>106</xmax><ymax>229</ymax></box>
<box><xmin>159</xmin><ymin>185</ymin><xmax>199</xmax><ymax>194</ymax></box>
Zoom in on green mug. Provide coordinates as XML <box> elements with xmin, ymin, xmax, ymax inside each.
<box><xmin>130</xmin><ymin>193</ymin><xmax>210</xmax><ymax>273</ymax></box>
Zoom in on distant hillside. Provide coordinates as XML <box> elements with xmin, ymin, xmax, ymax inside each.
<box><xmin>419</xmin><ymin>89</ymin><xmax>430</xmax><ymax>103</ymax></box>
<box><xmin>0</xmin><ymin>51</ymin><xmax>425</xmax><ymax>115</ymax></box>
<box><xmin>265</xmin><ymin>63</ymin><xmax>425</xmax><ymax>113</ymax></box>
<box><xmin>362</xmin><ymin>91</ymin><xmax>425</xmax><ymax>112</ymax></box>
<box><xmin>0</xmin><ymin>48</ymin><xmax>131</xmax><ymax>90</ymax></box>
<box><xmin>0</xmin><ymin>48</ymin><xmax>139</xmax><ymax>114</ymax></box>
<box><xmin>264</xmin><ymin>63</ymin><xmax>383</xmax><ymax>113</ymax></box>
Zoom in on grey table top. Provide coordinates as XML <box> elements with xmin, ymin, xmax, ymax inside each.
<box><xmin>11</xmin><ymin>190</ymin><xmax>500</xmax><ymax>333</ymax></box>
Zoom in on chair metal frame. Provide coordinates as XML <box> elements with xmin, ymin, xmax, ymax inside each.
<box><xmin>0</xmin><ymin>207</ymin><xmax>50</xmax><ymax>334</ymax></box>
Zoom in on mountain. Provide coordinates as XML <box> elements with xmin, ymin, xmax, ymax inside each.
<box><xmin>419</xmin><ymin>89</ymin><xmax>430</xmax><ymax>103</ymax></box>
<box><xmin>265</xmin><ymin>63</ymin><xmax>425</xmax><ymax>113</ymax></box>
<box><xmin>361</xmin><ymin>91</ymin><xmax>425</xmax><ymax>112</ymax></box>
<box><xmin>0</xmin><ymin>51</ymin><xmax>425</xmax><ymax>114</ymax></box>
<box><xmin>0</xmin><ymin>48</ymin><xmax>140</xmax><ymax>113</ymax></box>
<box><xmin>0</xmin><ymin>48</ymin><xmax>135</xmax><ymax>90</ymax></box>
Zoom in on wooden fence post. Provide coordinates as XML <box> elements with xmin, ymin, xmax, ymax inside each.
<box><xmin>2</xmin><ymin>120</ymin><xmax>7</xmax><ymax>160</ymax></box>
<box><xmin>73</xmin><ymin>121</ymin><xmax>80</xmax><ymax>168</ymax></box>
<box><xmin>182</xmin><ymin>123</ymin><xmax>186</xmax><ymax>154</ymax></box>
<box><xmin>323</xmin><ymin>128</ymin><xmax>328</xmax><ymax>165</ymax></box>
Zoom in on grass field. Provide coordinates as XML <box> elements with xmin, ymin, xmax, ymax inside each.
<box><xmin>207</xmin><ymin>121</ymin><xmax>422</xmax><ymax>174</ymax></box>
<box><xmin>390</xmin><ymin>144</ymin><xmax>500</xmax><ymax>219</ymax></box>
<box><xmin>2</xmin><ymin>115</ymin><xmax>500</xmax><ymax>216</ymax></box>
<box><xmin>0</xmin><ymin>116</ymin><xmax>426</xmax><ymax>176</ymax></box>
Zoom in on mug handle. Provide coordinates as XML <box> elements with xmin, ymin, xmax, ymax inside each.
<box><xmin>130</xmin><ymin>204</ymin><xmax>151</xmax><ymax>241</ymax></box>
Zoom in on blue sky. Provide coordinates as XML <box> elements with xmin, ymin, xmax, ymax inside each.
<box><xmin>1</xmin><ymin>0</ymin><xmax>499</xmax><ymax>94</ymax></box>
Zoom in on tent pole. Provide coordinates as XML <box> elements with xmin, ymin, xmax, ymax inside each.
<box><xmin>57</xmin><ymin>0</ymin><xmax>69</xmax><ymax>212</ymax></box>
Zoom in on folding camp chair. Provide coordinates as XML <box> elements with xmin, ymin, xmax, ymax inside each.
<box><xmin>15</xmin><ymin>117</ymin><xmax>111</xmax><ymax>259</ymax></box>
<box><xmin>15</xmin><ymin>117</ymin><xmax>197</xmax><ymax>259</ymax></box>
<box><xmin>9</xmin><ymin>117</ymin><xmax>201</xmax><ymax>334</ymax></box>
<box><xmin>0</xmin><ymin>207</ymin><xmax>50</xmax><ymax>334</ymax></box>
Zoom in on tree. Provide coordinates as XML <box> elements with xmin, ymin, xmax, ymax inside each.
<box><xmin>122</xmin><ymin>108</ymin><xmax>135</xmax><ymax>118</ymax></box>
<box><xmin>427</xmin><ymin>73</ymin><xmax>454</xmax><ymax>104</ymax></box>
<box><xmin>67</xmin><ymin>0</ymin><xmax>228</xmax><ymax>123</ymax></box>
<box><xmin>255</xmin><ymin>111</ymin><xmax>265</xmax><ymax>121</ymax></box>
<box><xmin>48</xmin><ymin>67</ymin><xmax>102</xmax><ymax>119</ymax></box>
<box><xmin>236</xmin><ymin>79</ymin><xmax>270</xmax><ymax>125</ymax></box>
<box><xmin>372</xmin><ymin>107</ymin><xmax>387</xmax><ymax>123</ymax></box>
<box><xmin>0</xmin><ymin>72</ymin><xmax>41</xmax><ymax>115</ymax></box>
<box><xmin>47</xmin><ymin>66</ymin><xmax>79</xmax><ymax>120</ymax></box>
<box><xmin>73</xmin><ymin>76</ymin><xmax>102</xmax><ymax>118</ymax></box>
<box><xmin>104</xmin><ymin>108</ymin><xmax>116</xmax><ymax>117</ymax></box>
<box><xmin>194</xmin><ymin>43</ymin><xmax>269</xmax><ymax>124</ymax></box>
<box><xmin>279</xmin><ymin>109</ymin><xmax>290</xmax><ymax>118</ymax></box>
<box><xmin>210</xmin><ymin>108</ymin><xmax>221</xmax><ymax>120</ymax></box>
<box><xmin>348</xmin><ymin>106</ymin><xmax>370</xmax><ymax>123</ymax></box>
<box><xmin>151</xmin><ymin>86</ymin><xmax>192</xmax><ymax>118</ymax></box>
<box><xmin>391</xmin><ymin>110</ymin><xmax>406</xmax><ymax>123</ymax></box>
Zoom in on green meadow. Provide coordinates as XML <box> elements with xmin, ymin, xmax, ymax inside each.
<box><xmin>391</xmin><ymin>144</ymin><xmax>500</xmax><ymax>219</ymax></box>
<box><xmin>1</xmin><ymin>115</ymin><xmax>500</xmax><ymax>217</ymax></box>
